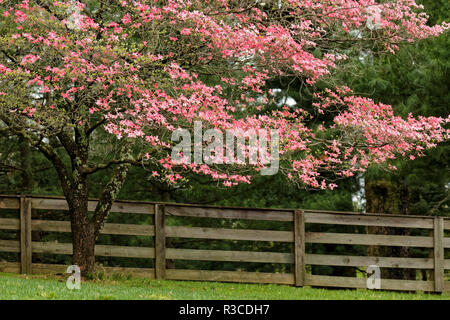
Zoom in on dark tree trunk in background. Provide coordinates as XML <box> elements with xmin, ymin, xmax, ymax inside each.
<box><xmin>162</xmin><ymin>190</ymin><xmax>176</xmax><ymax>270</ymax></box>
<box><xmin>365</xmin><ymin>178</ymin><xmax>416</xmax><ymax>280</ymax></box>
<box><xmin>19</xmin><ymin>138</ymin><xmax>33</xmax><ymax>194</ymax></box>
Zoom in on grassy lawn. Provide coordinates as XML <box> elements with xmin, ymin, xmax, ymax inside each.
<box><xmin>0</xmin><ymin>272</ymin><xmax>449</xmax><ymax>300</ymax></box>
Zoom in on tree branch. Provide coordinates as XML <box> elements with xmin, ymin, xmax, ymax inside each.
<box><xmin>92</xmin><ymin>142</ymin><xmax>133</xmax><ymax>237</ymax></box>
<box><xmin>0</xmin><ymin>113</ymin><xmax>73</xmax><ymax>195</ymax></box>
<box><xmin>81</xmin><ymin>157</ymin><xmax>146</xmax><ymax>175</ymax></box>
<box><xmin>87</xmin><ymin>118</ymin><xmax>107</xmax><ymax>137</ymax></box>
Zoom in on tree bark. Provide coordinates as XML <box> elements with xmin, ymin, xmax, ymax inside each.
<box><xmin>68</xmin><ymin>139</ymin><xmax>132</xmax><ymax>276</ymax></box>
<box><xmin>365</xmin><ymin>178</ymin><xmax>415</xmax><ymax>280</ymax></box>
<box><xmin>63</xmin><ymin>128</ymin><xmax>98</xmax><ymax>277</ymax></box>
<box><xmin>66</xmin><ymin>150</ymin><xmax>96</xmax><ymax>276</ymax></box>
<box><xmin>70</xmin><ymin>204</ymin><xmax>96</xmax><ymax>276</ymax></box>
<box><xmin>19</xmin><ymin>138</ymin><xmax>33</xmax><ymax>193</ymax></box>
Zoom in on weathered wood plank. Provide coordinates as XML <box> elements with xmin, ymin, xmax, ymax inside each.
<box><xmin>166</xmin><ymin>226</ymin><xmax>293</xmax><ymax>242</ymax></box>
<box><xmin>306</xmin><ymin>254</ymin><xmax>434</xmax><ymax>269</ymax></box>
<box><xmin>31</xmin><ymin>242</ymin><xmax>72</xmax><ymax>255</ymax></box>
<box><xmin>154</xmin><ymin>204</ymin><xmax>166</xmax><ymax>279</ymax></box>
<box><xmin>305</xmin><ymin>275</ymin><xmax>434</xmax><ymax>292</ymax></box>
<box><xmin>20</xmin><ymin>197</ymin><xmax>32</xmax><ymax>274</ymax></box>
<box><xmin>434</xmin><ymin>217</ymin><xmax>445</xmax><ymax>293</ymax></box>
<box><xmin>31</xmin><ymin>220</ymin><xmax>155</xmax><ymax>236</ymax></box>
<box><xmin>444</xmin><ymin>260</ymin><xmax>450</xmax><ymax>270</ymax></box>
<box><xmin>166</xmin><ymin>269</ymin><xmax>295</xmax><ymax>285</ymax></box>
<box><xmin>0</xmin><ymin>197</ymin><xmax>20</xmax><ymax>210</ymax></box>
<box><xmin>95</xmin><ymin>244</ymin><xmax>155</xmax><ymax>259</ymax></box>
<box><xmin>304</xmin><ymin>209</ymin><xmax>441</xmax><ymax>220</ymax></box>
<box><xmin>0</xmin><ymin>218</ymin><xmax>20</xmax><ymax>230</ymax></box>
<box><xmin>101</xmin><ymin>223</ymin><xmax>155</xmax><ymax>236</ymax></box>
<box><xmin>166</xmin><ymin>248</ymin><xmax>293</xmax><ymax>264</ymax></box>
<box><xmin>0</xmin><ymin>240</ymin><xmax>20</xmax><ymax>252</ymax></box>
<box><xmin>306</xmin><ymin>232</ymin><xmax>433</xmax><ymax>248</ymax></box>
<box><xmin>305</xmin><ymin>212</ymin><xmax>433</xmax><ymax>229</ymax></box>
<box><xmin>443</xmin><ymin>220</ymin><xmax>450</xmax><ymax>231</ymax></box>
<box><xmin>294</xmin><ymin>210</ymin><xmax>306</xmax><ymax>287</ymax></box>
<box><xmin>30</xmin><ymin>198</ymin><xmax>70</xmax><ymax>211</ymax></box>
<box><xmin>109</xmin><ymin>202</ymin><xmax>155</xmax><ymax>215</ymax></box>
<box><xmin>444</xmin><ymin>238</ymin><xmax>450</xmax><ymax>249</ymax></box>
<box><xmin>165</xmin><ymin>205</ymin><xmax>293</xmax><ymax>222</ymax></box>
<box><xmin>0</xmin><ymin>261</ymin><xmax>20</xmax><ymax>273</ymax></box>
<box><xmin>3</xmin><ymin>195</ymin><xmax>450</xmax><ymax>220</ymax></box>
<box><xmin>31</xmin><ymin>242</ymin><xmax>155</xmax><ymax>258</ymax></box>
<box><xmin>30</xmin><ymin>198</ymin><xmax>155</xmax><ymax>214</ymax></box>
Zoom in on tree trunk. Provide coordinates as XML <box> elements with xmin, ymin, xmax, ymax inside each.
<box><xmin>365</xmin><ymin>178</ymin><xmax>416</xmax><ymax>280</ymax></box>
<box><xmin>71</xmin><ymin>214</ymin><xmax>96</xmax><ymax>277</ymax></box>
<box><xmin>69</xmin><ymin>141</ymin><xmax>132</xmax><ymax>276</ymax></box>
<box><xmin>63</xmin><ymin>129</ymin><xmax>97</xmax><ymax>277</ymax></box>
<box><xmin>162</xmin><ymin>190</ymin><xmax>175</xmax><ymax>269</ymax></box>
<box><xmin>1</xmin><ymin>114</ymin><xmax>133</xmax><ymax>277</ymax></box>
<box><xmin>67</xmin><ymin>175</ymin><xmax>97</xmax><ymax>277</ymax></box>
<box><xmin>19</xmin><ymin>138</ymin><xmax>33</xmax><ymax>193</ymax></box>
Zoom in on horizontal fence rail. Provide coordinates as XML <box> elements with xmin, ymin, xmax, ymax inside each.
<box><xmin>0</xmin><ymin>195</ymin><xmax>449</xmax><ymax>292</ymax></box>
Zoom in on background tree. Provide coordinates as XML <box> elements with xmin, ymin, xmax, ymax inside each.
<box><xmin>337</xmin><ymin>0</ymin><xmax>450</xmax><ymax>280</ymax></box>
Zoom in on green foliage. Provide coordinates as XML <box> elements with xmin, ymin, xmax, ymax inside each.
<box><xmin>342</xmin><ymin>0</ymin><xmax>450</xmax><ymax>218</ymax></box>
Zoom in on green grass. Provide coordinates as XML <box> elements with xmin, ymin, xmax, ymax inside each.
<box><xmin>0</xmin><ymin>273</ymin><xmax>449</xmax><ymax>300</ymax></box>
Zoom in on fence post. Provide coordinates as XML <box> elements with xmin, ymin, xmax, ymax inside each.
<box><xmin>154</xmin><ymin>204</ymin><xmax>166</xmax><ymax>280</ymax></box>
<box><xmin>294</xmin><ymin>210</ymin><xmax>306</xmax><ymax>287</ymax></box>
<box><xmin>433</xmin><ymin>217</ymin><xmax>444</xmax><ymax>293</ymax></box>
<box><xmin>20</xmin><ymin>196</ymin><xmax>32</xmax><ymax>274</ymax></box>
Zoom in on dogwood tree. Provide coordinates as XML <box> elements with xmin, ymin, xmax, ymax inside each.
<box><xmin>0</xmin><ymin>0</ymin><xmax>448</xmax><ymax>274</ymax></box>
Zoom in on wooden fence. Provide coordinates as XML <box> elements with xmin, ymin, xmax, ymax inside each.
<box><xmin>0</xmin><ymin>195</ymin><xmax>449</xmax><ymax>292</ymax></box>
